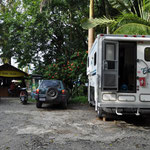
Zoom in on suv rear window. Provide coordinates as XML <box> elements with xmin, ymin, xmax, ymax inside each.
<box><xmin>40</xmin><ymin>80</ymin><xmax>61</xmax><ymax>88</ymax></box>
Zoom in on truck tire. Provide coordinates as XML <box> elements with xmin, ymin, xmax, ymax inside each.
<box><xmin>97</xmin><ymin>107</ymin><xmax>104</xmax><ymax>118</ymax></box>
<box><xmin>46</xmin><ymin>87</ymin><xmax>58</xmax><ymax>100</ymax></box>
<box><xmin>36</xmin><ymin>101</ymin><xmax>42</xmax><ymax>108</ymax></box>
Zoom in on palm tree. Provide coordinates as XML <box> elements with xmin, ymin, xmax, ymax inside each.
<box><xmin>82</xmin><ymin>0</ymin><xmax>150</xmax><ymax>35</ymax></box>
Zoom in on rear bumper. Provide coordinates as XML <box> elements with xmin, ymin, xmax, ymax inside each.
<box><xmin>98</xmin><ymin>102</ymin><xmax>150</xmax><ymax>109</ymax></box>
<box><xmin>36</xmin><ymin>94</ymin><xmax>67</xmax><ymax>104</ymax></box>
<box><xmin>101</xmin><ymin>108</ymin><xmax>150</xmax><ymax>115</ymax></box>
<box><xmin>98</xmin><ymin>102</ymin><xmax>150</xmax><ymax>115</ymax></box>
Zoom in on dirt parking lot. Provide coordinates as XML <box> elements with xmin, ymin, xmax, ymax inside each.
<box><xmin>1</xmin><ymin>98</ymin><xmax>150</xmax><ymax>150</ymax></box>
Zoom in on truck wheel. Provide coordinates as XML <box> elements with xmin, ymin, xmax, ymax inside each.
<box><xmin>36</xmin><ymin>101</ymin><xmax>42</xmax><ymax>108</ymax></box>
<box><xmin>90</xmin><ymin>103</ymin><xmax>93</xmax><ymax>107</ymax></box>
<box><xmin>97</xmin><ymin>107</ymin><xmax>104</xmax><ymax>118</ymax></box>
<box><xmin>89</xmin><ymin>100</ymin><xmax>95</xmax><ymax>107</ymax></box>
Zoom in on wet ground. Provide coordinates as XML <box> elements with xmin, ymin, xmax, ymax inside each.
<box><xmin>0</xmin><ymin>98</ymin><xmax>150</xmax><ymax>150</ymax></box>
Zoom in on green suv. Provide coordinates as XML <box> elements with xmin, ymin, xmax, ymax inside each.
<box><xmin>35</xmin><ymin>80</ymin><xmax>69</xmax><ymax>109</ymax></box>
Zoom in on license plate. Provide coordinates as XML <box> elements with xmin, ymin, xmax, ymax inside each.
<box><xmin>39</xmin><ymin>98</ymin><xmax>46</xmax><ymax>101</ymax></box>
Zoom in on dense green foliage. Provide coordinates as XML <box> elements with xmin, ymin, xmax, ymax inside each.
<box><xmin>70</xmin><ymin>96</ymin><xmax>88</xmax><ymax>104</ymax></box>
<box><xmin>44</xmin><ymin>51</ymin><xmax>87</xmax><ymax>88</ymax></box>
<box><xmin>1</xmin><ymin>0</ymin><xmax>150</xmax><ymax>94</ymax></box>
<box><xmin>0</xmin><ymin>0</ymin><xmax>90</xmax><ymax>93</ymax></box>
<box><xmin>0</xmin><ymin>0</ymin><xmax>116</xmax><ymax>92</ymax></box>
<box><xmin>82</xmin><ymin>0</ymin><xmax>150</xmax><ymax>35</ymax></box>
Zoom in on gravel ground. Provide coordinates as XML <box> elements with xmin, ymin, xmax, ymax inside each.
<box><xmin>0</xmin><ymin>98</ymin><xmax>150</xmax><ymax>150</ymax></box>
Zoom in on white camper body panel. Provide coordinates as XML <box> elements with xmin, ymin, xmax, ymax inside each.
<box><xmin>88</xmin><ymin>34</ymin><xmax>150</xmax><ymax>117</ymax></box>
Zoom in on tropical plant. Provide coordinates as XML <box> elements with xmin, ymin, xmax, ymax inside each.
<box><xmin>82</xmin><ymin>0</ymin><xmax>150</xmax><ymax>35</ymax></box>
<box><xmin>43</xmin><ymin>50</ymin><xmax>88</xmax><ymax>90</ymax></box>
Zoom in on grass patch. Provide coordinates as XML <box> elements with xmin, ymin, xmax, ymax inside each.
<box><xmin>28</xmin><ymin>96</ymin><xmax>88</xmax><ymax>104</ymax></box>
<box><xmin>70</xmin><ymin>96</ymin><xmax>88</xmax><ymax>104</ymax></box>
<box><xmin>28</xmin><ymin>98</ymin><xmax>36</xmax><ymax>103</ymax></box>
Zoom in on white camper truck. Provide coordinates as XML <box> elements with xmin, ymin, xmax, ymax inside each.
<box><xmin>87</xmin><ymin>34</ymin><xmax>150</xmax><ymax>118</ymax></box>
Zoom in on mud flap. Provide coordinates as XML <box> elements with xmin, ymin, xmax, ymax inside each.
<box><xmin>95</xmin><ymin>75</ymin><xmax>99</xmax><ymax>111</ymax></box>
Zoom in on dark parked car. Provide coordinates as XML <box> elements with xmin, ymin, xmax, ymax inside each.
<box><xmin>35</xmin><ymin>80</ymin><xmax>69</xmax><ymax>109</ymax></box>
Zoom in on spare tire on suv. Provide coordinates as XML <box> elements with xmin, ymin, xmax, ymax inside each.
<box><xmin>46</xmin><ymin>87</ymin><xmax>59</xmax><ymax>101</ymax></box>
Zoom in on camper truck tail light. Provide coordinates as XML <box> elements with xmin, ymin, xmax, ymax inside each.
<box><xmin>124</xmin><ymin>35</ymin><xmax>128</xmax><ymax>37</ymax></box>
<box><xmin>142</xmin><ymin>35</ymin><xmax>145</xmax><ymax>37</ymax></box>
<box><xmin>100</xmin><ymin>34</ymin><xmax>104</xmax><ymax>36</ymax></box>
<box><xmin>133</xmin><ymin>35</ymin><xmax>137</xmax><ymax>37</ymax></box>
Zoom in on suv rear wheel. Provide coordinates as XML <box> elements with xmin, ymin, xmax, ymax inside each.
<box><xmin>36</xmin><ymin>101</ymin><xmax>42</xmax><ymax>108</ymax></box>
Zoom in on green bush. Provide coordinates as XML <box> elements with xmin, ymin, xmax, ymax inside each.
<box><xmin>28</xmin><ymin>98</ymin><xmax>36</xmax><ymax>103</ymax></box>
<box><xmin>70</xmin><ymin>96</ymin><xmax>88</xmax><ymax>104</ymax></box>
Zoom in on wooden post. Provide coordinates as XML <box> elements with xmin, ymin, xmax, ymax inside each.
<box><xmin>88</xmin><ymin>0</ymin><xmax>94</xmax><ymax>53</ymax></box>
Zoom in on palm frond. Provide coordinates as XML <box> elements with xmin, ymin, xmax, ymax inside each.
<box><xmin>114</xmin><ymin>23</ymin><xmax>150</xmax><ymax>35</ymax></box>
<box><xmin>81</xmin><ymin>17</ymin><xmax>116</xmax><ymax>30</ymax></box>
<box><xmin>111</xmin><ymin>13</ymin><xmax>150</xmax><ymax>32</ymax></box>
<box><xmin>109</xmin><ymin>0</ymin><xmax>150</xmax><ymax>20</ymax></box>
<box><xmin>144</xmin><ymin>0</ymin><xmax>150</xmax><ymax>12</ymax></box>
<box><xmin>108</xmin><ymin>0</ymin><xmax>132</xmax><ymax>13</ymax></box>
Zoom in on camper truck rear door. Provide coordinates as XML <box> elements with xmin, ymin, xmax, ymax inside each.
<box><xmin>102</xmin><ymin>40</ymin><xmax>119</xmax><ymax>91</ymax></box>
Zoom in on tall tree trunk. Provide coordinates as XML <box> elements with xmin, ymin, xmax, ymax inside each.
<box><xmin>88</xmin><ymin>0</ymin><xmax>94</xmax><ymax>53</ymax></box>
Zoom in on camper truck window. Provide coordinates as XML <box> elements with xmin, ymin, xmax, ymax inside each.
<box><xmin>145</xmin><ymin>47</ymin><xmax>150</xmax><ymax>61</ymax></box>
<box><xmin>94</xmin><ymin>52</ymin><xmax>97</xmax><ymax>66</ymax></box>
<box><xmin>105</xmin><ymin>44</ymin><xmax>115</xmax><ymax>60</ymax></box>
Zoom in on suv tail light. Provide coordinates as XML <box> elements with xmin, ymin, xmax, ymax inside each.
<box><xmin>36</xmin><ymin>89</ymin><xmax>39</xmax><ymax>94</ymax></box>
<box><xmin>62</xmin><ymin>89</ymin><xmax>65</xmax><ymax>94</ymax></box>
